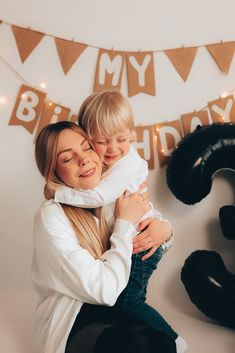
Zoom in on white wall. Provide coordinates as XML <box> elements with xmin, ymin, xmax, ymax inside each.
<box><xmin>0</xmin><ymin>1</ymin><xmax>235</xmax><ymax>352</ymax></box>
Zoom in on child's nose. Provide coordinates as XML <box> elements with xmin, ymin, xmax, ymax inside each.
<box><xmin>107</xmin><ymin>141</ymin><xmax>117</xmax><ymax>151</ymax></box>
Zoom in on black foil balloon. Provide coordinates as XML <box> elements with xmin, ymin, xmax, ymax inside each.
<box><xmin>181</xmin><ymin>250</ymin><xmax>235</xmax><ymax>327</ymax></box>
<box><xmin>166</xmin><ymin>123</ymin><xmax>235</xmax><ymax>327</ymax></box>
<box><xmin>166</xmin><ymin>123</ymin><xmax>235</xmax><ymax>205</ymax></box>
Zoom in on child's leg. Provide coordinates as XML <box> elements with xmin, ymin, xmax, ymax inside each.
<box><xmin>115</xmin><ymin>245</ymin><xmax>163</xmax><ymax>307</ymax></box>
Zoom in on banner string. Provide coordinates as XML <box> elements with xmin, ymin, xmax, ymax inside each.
<box><xmin>0</xmin><ymin>19</ymin><xmax>224</xmax><ymax>53</ymax></box>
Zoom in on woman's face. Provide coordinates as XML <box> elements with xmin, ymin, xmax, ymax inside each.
<box><xmin>55</xmin><ymin>129</ymin><xmax>102</xmax><ymax>190</ymax></box>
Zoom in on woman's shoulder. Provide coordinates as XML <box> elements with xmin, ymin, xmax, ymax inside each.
<box><xmin>35</xmin><ymin>199</ymin><xmax>67</xmax><ymax>226</ymax></box>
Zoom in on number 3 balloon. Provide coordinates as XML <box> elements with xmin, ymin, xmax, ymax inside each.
<box><xmin>166</xmin><ymin>123</ymin><xmax>235</xmax><ymax>327</ymax></box>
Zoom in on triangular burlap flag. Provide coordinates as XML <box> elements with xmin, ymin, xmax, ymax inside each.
<box><xmin>11</xmin><ymin>25</ymin><xmax>45</xmax><ymax>63</ymax></box>
<box><xmin>206</xmin><ymin>41</ymin><xmax>235</xmax><ymax>74</ymax></box>
<box><xmin>55</xmin><ymin>38</ymin><xmax>87</xmax><ymax>75</ymax></box>
<box><xmin>126</xmin><ymin>51</ymin><xmax>156</xmax><ymax>97</ymax></box>
<box><xmin>164</xmin><ymin>47</ymin><xmax>198</xmax><ymax>81</ymax></box>
<box><xmin>94</xmin><ymin>49</ymin><xmax>125</xmax><ymax>92</ymax></box>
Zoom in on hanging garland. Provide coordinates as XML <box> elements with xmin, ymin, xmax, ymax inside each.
<box><xmin>0</xmin><ymin>20</ymin><xmax>235</xmax><ymax>96</ymax></box>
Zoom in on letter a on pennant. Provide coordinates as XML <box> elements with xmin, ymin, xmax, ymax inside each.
<box><xmin>126</xmin><ymin>51</ymin><xmax>155</xmax><ymax>97</ymax></box>
<box><xmin>94</xmin><ymin>49</ymin><xmax>125</xmax><ymax>91</ymax></box>
<box><xmin>9</xmin><ymin>85</ymin><xmax>46</xmax><ymax>134</ymax></box>
<box><xmin>11</xmin><ymin>25</ymin><xmax>45</xmax><ymax>63</ymax></box>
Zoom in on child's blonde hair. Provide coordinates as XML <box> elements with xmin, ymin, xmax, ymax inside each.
<box><xmin>78</xmin><ymin>89</ymin><xmax>135</xmax><ymax>139</ymax></box>
<box><xmin>35</xmin><ymin>121</ymin><xmax>110</xmax><ymax>259</ymax></box>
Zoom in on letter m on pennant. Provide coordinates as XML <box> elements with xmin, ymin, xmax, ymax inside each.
<box><xmin>94</xmin><ymin>49</ymin><xmax>125</xmax><ymax>91</ymax></box>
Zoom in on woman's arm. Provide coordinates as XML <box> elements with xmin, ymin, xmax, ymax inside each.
<box><xmin>32</xmin><ymin>189</ymin><xmax>149</xmax><ymax>306</ymax></box>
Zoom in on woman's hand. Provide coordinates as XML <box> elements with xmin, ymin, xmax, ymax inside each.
<box><xmin>115</xmin><ymin>183</ymin><xmax>151</xmax><ymax>224</ymax></box>
<box><xmin>133</xmin><ymin>218</ymin><xmax>172</xmax><ymax>260</ymax></box>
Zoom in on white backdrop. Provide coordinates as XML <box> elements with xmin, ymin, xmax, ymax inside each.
<box><xmin>0</xmin><ymin>1</ymin><xmax>235</xmax><ymax>352</ymax></box>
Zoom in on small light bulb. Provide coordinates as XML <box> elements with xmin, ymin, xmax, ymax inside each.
<box><xmin>156</xmin><ymin>128</ymin><xmax>160</xmax><ymax>132</ymax></box>
<box><xmin>221</xmin><ymin>92</ymin><xmax>227</xmax><ymax>98</ymax></box>
<box><xmin>22</xmin><ymin>93</ymin><xmax>26</xmax><ymax>99</ymax></box>
<box><xmin>40</xmin><ymin>82</ymin><xmax>47</xmax><ymax>89</ymax></box>
<box><xmin>154</xmin><ymin>135</ymin><xmax>157</xmax><ymax>140</ymax></box>
<box><xmin>222</xmin><ymin>116</ymin><xmax>225</xmax><ymax>121</ymax></box>
<box><xmin>48</xmin><ymin>102</ymin><xmax>53</xmax><ymax>106</ymax></box>
<box><xmin>161</xmin><ymin>149</ymin><xmax>164</xmax><ymax>153</ymax></box>
<box><xmin>0</xmin><ymin>96</ymin><xmax>6</xmax><ymax>104</ymax></box>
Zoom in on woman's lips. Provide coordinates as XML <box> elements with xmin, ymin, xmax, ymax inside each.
<box><xmin>80</xmin><ymin>168</ymin><xmax>96</xmax><ymax>177</ymax></box>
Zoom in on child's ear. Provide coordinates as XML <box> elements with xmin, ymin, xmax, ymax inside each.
<box><xmin>130</xmin><ymin>130</ymin><xmax>135</xmax><ymax>142</ymax></box>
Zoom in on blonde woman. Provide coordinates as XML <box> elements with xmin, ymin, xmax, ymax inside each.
<box><xmin>32</xmin><ymin>121</ymin><xmax>178</xmax><ymax>353</ymax></box>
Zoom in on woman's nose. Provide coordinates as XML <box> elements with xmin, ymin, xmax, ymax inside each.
<box><xmin>79</xmin><ymin>158</ymin><xmax>90</xmax><ymax>167</ymax></box>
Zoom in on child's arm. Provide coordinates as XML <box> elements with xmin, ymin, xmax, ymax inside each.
<box><xmin>133</xmin><ymin>214</ymin><xmax>174</xmax><ymax>261</ymax></box>
<box><xmin>55</xmin><ymin>146</ymin><xmax>148</xmax><ymax>208</ymax></box>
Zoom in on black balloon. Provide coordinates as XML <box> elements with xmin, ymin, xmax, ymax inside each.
<box><xmin>166</xmin><ymin>123</ymin><xmax>235</xmax><ymax>205</ymax></box>
<box><xmin>166</xmin><ymin>122</ymin><xmax>235</xmax><ymax>327</ymax></box>
<box><xmin>181</xmin><ymin>250</ymin><xmax>235</xmax><ymax>327</ymax></box>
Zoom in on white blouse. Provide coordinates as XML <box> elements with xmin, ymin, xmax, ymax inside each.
<box><xmin>31</xmin><ymin>199</ymin><xmax>136</xmax><ymax>353</ymax></box>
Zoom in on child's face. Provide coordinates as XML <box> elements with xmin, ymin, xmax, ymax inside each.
<box><xmin>92</xmin><ymin>128</ymin><xmax>134</xmax><ymax>167</ymax></box>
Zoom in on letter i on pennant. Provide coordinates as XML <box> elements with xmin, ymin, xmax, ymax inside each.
<box><xmin>35</xmin><ymin>102</ymin><xmax>71</xmax><ymax>139</ymax></box>
<box><xmin>9</xmin><ymin>84</ymin><xmax>46</xmax><ymax>134</ymax></box>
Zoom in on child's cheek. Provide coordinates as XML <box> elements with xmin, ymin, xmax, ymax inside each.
<box><xmin>94</xmin><ymin>144</ymin><xmax>105</xmax><ymax>161</ymax></box>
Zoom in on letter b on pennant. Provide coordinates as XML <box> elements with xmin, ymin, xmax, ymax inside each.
<box><xmin>9</xmin><ymin>85</ymin><xmax>46</xmax><ymax>134</ymax></box>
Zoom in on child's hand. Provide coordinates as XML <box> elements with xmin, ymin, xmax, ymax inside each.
<box><xmin>133</xmin><ymin>218</ymin><xmax>172</xmax><ymax>260</ymax></box>
<box><xmin>44</xmin><ymin>185</ymin><xmax>55</xmax><ymax>200</ymax></box>
<box><xmin>115</xmin><ymin>182</ymin><xmax>150</xmax><ymax>224</ymax></box>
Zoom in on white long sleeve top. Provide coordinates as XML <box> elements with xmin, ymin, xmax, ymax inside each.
<box><xmin>31</xmin><ymin>199</ymin><xmax>137</xmax><ymax>353</ymax></box>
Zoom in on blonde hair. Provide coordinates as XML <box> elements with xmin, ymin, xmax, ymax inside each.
<box><xmin>35</xmin><ymin>121</ymin><xmax>110</xmax><ymax>258</ymax></box>
<box><xmin>78</xmin><ymin>89</ymin><xmax>135</xmax><ymax>140</ymax></box>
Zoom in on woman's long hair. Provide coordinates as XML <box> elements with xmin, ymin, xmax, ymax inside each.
<box><xmin>35</xmin><ymin>121</ymin><xmax>110</xmax><ymax>258</ymax></box>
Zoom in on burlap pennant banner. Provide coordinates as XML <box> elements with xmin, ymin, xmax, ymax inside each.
<box><xmin>9</xmin><ymin>84</ymin><xmax>46</xmax><ymax>134</ymax></box>
<box><xmin>126</xmin><ymin>51</ymin><xmax>155</xmax><ymax>97</ymax></box>
<box><xmin>181</xmin><ymin>110</ymin><xmax>210</xmax><ymax>135</ymax></box>
<box><xmin>11</xmin><ymin>25</ymin><xmax>45</xmax><ymax>63</ymax></box>
<box><xmin>94</xmin><ymin>49</ymin><xmax>125</xmax><ymax>92</ymax></box>
<box><xmin>206</xmin><ymin>42</ymin><xmax>235</xmax><ymax>74</ymax></box>
<box><xmin>164</xmin><ymin>46</ymin><xmax>198</xmax><ymax>81</ymax></box>
<box><xmin>134</xmin><ymin>125</ymin><xmax>155</xmax><ymax>170</ymax></box>
<box><xmin>154</xmin><ymin>120</ymin><xmax>183</xmax><ymax>166</ymax></box>
<box><xmin>55</xmin><ymin>38</ymin><xmax>87</xmax><ymax>75</ymax></box>
<box><xmin>208</xmin><ymin>95</ymin><xmax>235</xmax><ymax>123</ymax></box>
<box><xmin>35</xmin><ymin>101</ymin><xmax>71</xmax><ymax>138</ymax></box>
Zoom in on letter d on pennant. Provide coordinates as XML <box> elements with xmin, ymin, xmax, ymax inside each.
<box><xmin>154</xmin><ymin>120</ymin><xmax>183</xmax><ymax>167</ymax></box>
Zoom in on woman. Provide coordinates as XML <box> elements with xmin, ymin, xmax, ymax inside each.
<box><xmin>32</xmin><ymin>121</ymin><xmax>179</xmax><ymax>353</ymax></box>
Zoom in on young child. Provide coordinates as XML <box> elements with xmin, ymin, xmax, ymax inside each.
<box><xmin>54</xmin><ymin>90</ymin><xmax>187</xmax><ymax>352</ymax></box>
